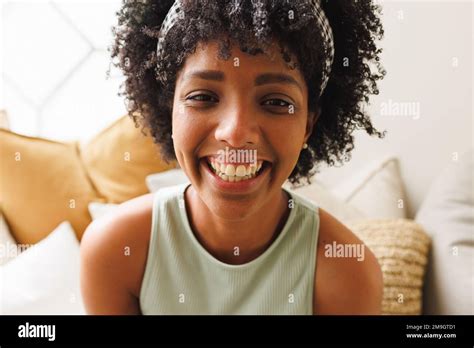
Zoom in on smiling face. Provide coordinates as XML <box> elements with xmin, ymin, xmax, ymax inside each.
<box><xmin>172</xmin><ymin>38</ymin><xmax>316</xmax><ymax>221</ymax></box>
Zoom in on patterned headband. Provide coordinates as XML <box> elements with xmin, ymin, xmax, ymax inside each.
<box><xmin>156</xmin><ymin>0</ymin><xmax>335</xmax><ymax>96</ymax></box>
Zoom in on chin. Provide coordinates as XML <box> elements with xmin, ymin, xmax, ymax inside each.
<box><xmin>199</xmin><ymin>186</ymin><xmax>267</xmax><ymax>221</ymax></box>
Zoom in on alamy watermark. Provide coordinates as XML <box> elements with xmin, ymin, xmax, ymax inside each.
<box><xmin>380</xmin><ymin>99</ymin><xmax>421</xmax><ymax>120</ymax></box>
<box><xmin>324</xmin><ymin>241</ymin><xmax>365</xmax><ymax>261</ymax></box>
<box><xmin>18</xmin><ymin>322</ymin><xmax>55</xmax><ymax>341</ymax></box>
<box><xmin>216</xmin><ymin>146</ymin><xmax>257</xmax><ymax>165</ymax></box>
<box><xmin>0</xmin><ymin>241</ymin><xmax>35</xmax><ymax>260</ymax></box>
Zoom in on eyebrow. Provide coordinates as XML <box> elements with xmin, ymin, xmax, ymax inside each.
<box><xmin>181</xmin><ymin>70</ymin><xmax>303</xmax><ymax>92</ymax></box>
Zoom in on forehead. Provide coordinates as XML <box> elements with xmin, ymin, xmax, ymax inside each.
<box><xmin>176</xmin><ymin>39</ymin><xmax>306</xmax><ymax>88</ymax></box>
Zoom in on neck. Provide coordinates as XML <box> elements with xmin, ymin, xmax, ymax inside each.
<box><xmin>185</xmin><ymin>186</ymin><xmax>290</xmax><ymax>265</ymax></box>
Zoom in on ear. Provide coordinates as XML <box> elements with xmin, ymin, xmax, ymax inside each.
<box><xmin>304</xmin><ymin>106</ymin><xmax>321</xmax><ymax>143</ymax></box>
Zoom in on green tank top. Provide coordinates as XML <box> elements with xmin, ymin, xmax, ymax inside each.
<box><xmin>139</xmin><ymin>183</ymin><xmax>320</xmax><ymax>315</ymax></box>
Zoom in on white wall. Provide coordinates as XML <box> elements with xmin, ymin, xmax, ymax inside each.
<box><xmin>316</xmin><ymin>0</ymin><xmax>473</xmax><ymax>218</ymax></box>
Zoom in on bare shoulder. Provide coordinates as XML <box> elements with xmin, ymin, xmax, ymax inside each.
<box><xmin>80</xmin><ymin>193</ymin><xmax>154</xmax><ymax>314</ymax></box>
<box><xmin>313</xmin><ymin>208</ymin><xmax>383</xmax><ymax>315</ymax></box>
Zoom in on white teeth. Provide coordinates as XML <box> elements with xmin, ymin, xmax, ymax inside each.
<box><xmin>208</xmin><ymin>159</ymin><xmax>266</xmax><ymax>182</ymax></box>
<box><xmin>225</xmin><ymin>164</ymin><xmax>236</xmax><ymax>176</ymax></box>
<box><xmin>235</xmin><ymin>165</ymin><xmax>247</xmax><ymax>177</ymax></box>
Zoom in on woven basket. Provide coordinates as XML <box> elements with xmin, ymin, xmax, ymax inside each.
<box><xmin>348</xmin><ymin>219</ymin><xmax>431</xmax><ymax>315</ymax></box>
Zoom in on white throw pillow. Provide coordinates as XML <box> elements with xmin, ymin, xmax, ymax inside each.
<box><xmin>284</xmin><ymin>180</ymin><xmax>366</xmax><ymax>226</ymax></box>
<box><xmin>0</xmin><ymin>212</ymin><xmax>19</xmax><ymax>266</ymax></box>
<box><xmin>416</xmin><ymin>148</ymin><xmax>474</xmax><ymax>314</ymax></box>
<box><xmin>146</xmin><ymin>169</ymin><xmax>190</xmax><ymax>193</ymax></box>
<box><xmin>331</xmin><ymin>156</ymin><xmax>408</xmax><ymax>219</ymax></box>
<box><xmin>88</xmin><ymin>202</ymin><xmax>119</xmax><ymax>220</ymax></box>
<box><xmin>0</xmin><ymin>221</ymin><xmax>85</xmax><ymax>314</ymax></box>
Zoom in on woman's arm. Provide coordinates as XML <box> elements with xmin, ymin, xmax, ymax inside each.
<box><xmin>80</xmin><ymin>194</ymin><xmax>154</xmax><ymax>315</ymax></box>
<box><xmin>314</xmin><ymin>208</ymin><xmax>383</xmax><ymax>315</ymax></box>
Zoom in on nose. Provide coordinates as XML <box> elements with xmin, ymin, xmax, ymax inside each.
<box><xmin>214</xmin><ymin>100</ymin><xmax>260</xmax><ymax>148</ymax></box>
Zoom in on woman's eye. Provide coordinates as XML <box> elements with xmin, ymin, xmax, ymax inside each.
<box><xmin>187</xmin><ymin>94</ymin><xmax>218</xmax><ymax>103</ymax></box>
<box><xmin>263</xmin><ymin>99</ymin><xmax>293</xmax><ymax>108</ymax></box>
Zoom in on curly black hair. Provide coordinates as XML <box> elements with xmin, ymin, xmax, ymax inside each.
<box><xmin>111</xmin><ymin>0</ymin><xmax>387</xmax><ymax>185</ymax></box>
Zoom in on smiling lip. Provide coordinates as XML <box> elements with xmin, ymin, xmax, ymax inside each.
<box><xmin>200</xmin><ymin>158</ymin><xmax>271</xmax><ymax>193</ymax></box>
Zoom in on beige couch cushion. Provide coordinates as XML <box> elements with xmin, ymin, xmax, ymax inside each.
<box><xmin>416</xmin><ymin>148</ymin><xmax>473</xmax><ymax>314</ymax></box>
<box><xmin>348</xmin><ymin>219</ymin><xmax>431</xmax><ymax>315</ymax></box>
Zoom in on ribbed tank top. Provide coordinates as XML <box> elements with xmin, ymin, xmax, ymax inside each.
<box><xmin>139</xmin><ymin>183</ymin><xmax>320</xmax><ymax>315</ymax></box>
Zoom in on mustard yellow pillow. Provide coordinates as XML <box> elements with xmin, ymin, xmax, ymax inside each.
<box><xmin>0</xmin><ymin>130</ymin><xmax>104</xmax><ymax>244</ymax></box>
<box><xmin>1</xmin><ymin>115</ymin><xmax>174</xmax><ymax>244</ymax></box>
<box><xmin>80</xmin><ymin>116</ymin><xmax>175</xmax><ymax>203</ymax></box>
<box><xmin>348</xmin><ymin>219</ymin><xmax>431</xmax><ymax>315</ymax></box>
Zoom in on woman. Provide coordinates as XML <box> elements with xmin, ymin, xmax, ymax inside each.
<box><xmin>81</xmin><ymin>0</ymin><xmax>386</xmax><ymax>315</ymax></box>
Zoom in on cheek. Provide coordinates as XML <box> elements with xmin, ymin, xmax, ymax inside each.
<box><xmin>268</xmin><ymin>120</ymin><xmax>306</xmax><ymax>163</ymax></box>
<box><xmin>172</xmin><ymin>110</ymin><xmax>208</xmax><ymax>157</ymax></box>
